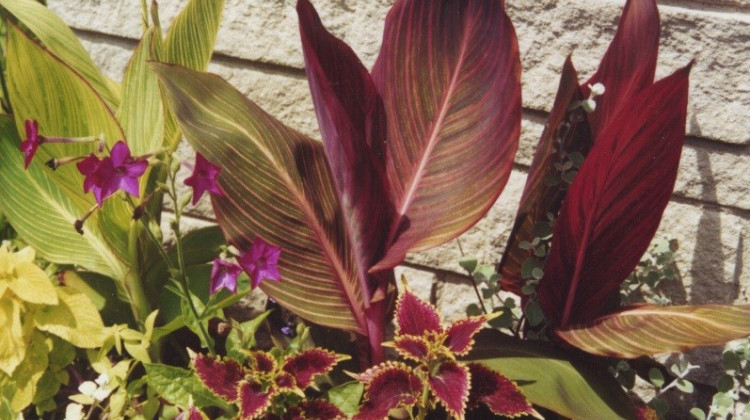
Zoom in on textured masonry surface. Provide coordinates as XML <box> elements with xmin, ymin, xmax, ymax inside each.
<box><xmin>52</xmin><ymin>0</ymin><xmax>749</xmax><ymax>382</ymax></box>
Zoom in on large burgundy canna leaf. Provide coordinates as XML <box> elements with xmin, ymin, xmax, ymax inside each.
<box><xmin>498</xmin><ymin>57</ymin><xmax>592</xmax><ymax>295</ymax></box>
<box><xmin>584</xmin><ymin>0</ymin><xmax>660</xmax><ymax>138</ymax></box>
<box><xmin>151</xmin><ymin>63</ymin><xmax>383</xmax><ymax>358</ymax></box>
<box><xmin>370</xmin><ymin>0</ymin><xmax>522</xmax><ymax>271</ymax></box>
<box><xmin>537</xmin><ymin>64</ymin><xmax>691</xmax><ymax>328</ymax></box>
<box><xmin>557</xmin><ymin>304</ymin><xmax>750</xmax><ymax>358</ymax></box>
<box><xmin>296</xmin><ymin>0</ymin><xmax>395</xmax><ymax>362</ymax></box>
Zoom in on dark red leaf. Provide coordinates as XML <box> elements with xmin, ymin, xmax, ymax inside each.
<box><xmin>395</xmin><ymin>287</ymin><xmax>442</xmax><ymax>336</ymax></box>
<box><xmin>192</xmin><ymin>354</ymin><xmax>244</xmax><ymax>402</ymax></box>
<box><xmin>355</xmin><ymin>362</ymin><xmax>423</xmax><ymax>420</ymax></box>
<box><xmin>274</xmin><ymin>372</ymin><xmax>295</xmax><ymax>390</ymax></box>
<box><xmin>282</xmin><ymin>349</ymin><xmax>338</xmax><ymax>388</ymax></box>
<box><xmin>428</xmin><ymin>361</ymin><xmax>469</xmax><ymax>419</ymax></box>
<box><xmin>251</xmin><ymin>351</ymin><xmax>276</xmax><ymax>374</ymax></box>
<box><xmin>238</xmin><ymin>381</ymin><xmax>272</xmax><ymax>420</ymax></box>
<box><xmin>537</xmin><ymin>64</ymin><xmax>692</xmax><ymax>328</ymax></box>
<box><xmin>445</xmin><ymin>316</ymin><xmax>486</xmax><ymax>356</ymax></box>
<box><xmin>498</xmin><ymin>57</ymin><xmax>592</xmax><ymax>295</ymax></box>
<box><xmin>370</xmin><ymin>0</ymin><xmax>521</xmax><ymax>271</ymax></box>
<box><xmin>296</xmin><ymin>0</ymin><xmax>396</xmax><ymax>362</ymax></box>
<box><xmin>394</xmin><ymin>335</ymin><xmax>429</xmax><ymax>362</ymax></box>
<box><xmin>285</xmin><ymin>400</ymin><xmax>347</xmax><ymax>420</ymax></box>
<box><xmin>584</xmin><ymin>0</ymin><xmax>660</xmax><ymax>138</ymax></box>
<box><xmin>467</xmin><ymin>362</ymin><xmax>536</xmax><ymax>418</ymax></box>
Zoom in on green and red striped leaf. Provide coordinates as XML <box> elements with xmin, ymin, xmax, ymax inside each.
<box><xmin>370</xmin><ymin>0</ymin><xmax>521</xmax><ymax>271</ymax></box>
<box><xmin>498</xmin><ymin>57</ymin><xmax>592</xmax><ymax>295</ymax></box>
<box><xmin>537</xmin><ymin>65</ymin><xmax>691</xmax><ymax>328</ymax></box>
<box><xmin>583</xmin><ymin>0</ymin><xmax>660</xmax><ymax>138</ymax></box>
<box><xmin>151</xmin><ymin>63</ymin><xmax>373</xmax><ymax>342</ymax></box>
<box><xmin>296</xmin><ymin>0</ymin><xmax>395</xmax><ymax>362</ymax></box>
<box><xmin>557</xmin><ymin>304</ymin><xmax>750</xmax><ymax>358</ymax></box>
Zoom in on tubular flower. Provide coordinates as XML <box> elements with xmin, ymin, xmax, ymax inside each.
<box><xmin>209</xmin><ymin>258</ymin><xmax>243</xmax><ymax>295</ymax></box>
<box><xmin>238</xmin><ymin>238</ymin><xmax>281</xmax><ymax>289</ymax></box>
<box><xmin>76</xmin><ymin>141</ymin><xmax>148</xmax><ymax>206</ymax></box>
<box><xmin>184</xmin><ymin>152</ymin><xmax>224</xmax><ymax>205</ymax></box>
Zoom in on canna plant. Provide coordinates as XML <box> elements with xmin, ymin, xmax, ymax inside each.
<box><xmin>152</xmin><ymin>0</ymin><xmax>521</xmax><ymax>365</ymax></box>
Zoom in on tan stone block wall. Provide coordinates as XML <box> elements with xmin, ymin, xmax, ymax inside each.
<box><xmin>51</xmin><ymin>1</ymin><xmax>749</xmax><ymax>343</ymax></box>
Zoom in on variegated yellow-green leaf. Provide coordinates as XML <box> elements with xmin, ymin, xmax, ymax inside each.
<box><xmin>557</xmin><ymin>304</ymin><xmax>750</xmax><ymax>358</ymax></box>
<box><xmin>0</xmin><ymin>0</ymin><xmax>120</xmax><ymax>107</ymax></box>
<box><xmin>0</xmin><ymin>117</ymin><xmax>127</xmax><ymax>279</ymax></box>
<box><xmin>118</xmin><ymin>26</ymin><xmax>165</xmax><ymax>157</ymax></box>
<box><xmin>10</xmin><ymin>332</ymin><xmax>48</xmax><ymax>412</ymax></box>
<box><xmin>0</xmin><ymin>298</ymin><xmax>25</xmax><ymax>376</ymax></box>
<box><xmin>152</xmin><ymin>63</ymin><xmax>368</xmax><ymax>335</ymax></box>
<box><xmin>33</xmin><ymin>287</ymin><xmax>106</xmax><ymax>348</ymax></box>
<box><xmin>161</xmin><ymin>0</ymin><xmax>226</xmax><ymax>148</ymax></box>
<box><xmin>9</xmin><ymin>262</ymin><xmax>57</xmax><ymax>306</ymax></box>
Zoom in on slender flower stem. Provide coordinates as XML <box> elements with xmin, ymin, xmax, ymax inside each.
<box><xmin>456</xmin><ymin>239</ymin><xmax>488</xmax><ymax>315</ymax></box>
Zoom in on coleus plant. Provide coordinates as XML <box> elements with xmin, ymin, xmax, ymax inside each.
<box><xmin>498</xmin><ymin>0</ymin><xmax>750</xmax><ymax>357</ymax></box>
<box><xmin>152</xmin><ymin>0</ymin><xmax>521</xmax><ymax>364</ymax></box>
<box><xmin>192</xmin><ymin>345</ymin><xmax>346</xmax><ymax>419</ymax></box>
<box><xmin>353</xmin><ymin>283</ymin><xmax>537</xmax><ymax>420</ymax></box>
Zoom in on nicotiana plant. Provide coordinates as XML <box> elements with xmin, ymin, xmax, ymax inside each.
<box><xmin>1</xmin><ymin>0</ymin><xmax>749</xmax><ymax>419</ymax></box>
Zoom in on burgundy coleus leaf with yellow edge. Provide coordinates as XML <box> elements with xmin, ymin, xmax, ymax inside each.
<box><xmin>556</xmin><ymin>304</ymin><xmax>750</xmax><ymax>358</ymax></box>
<box><xmin>428</xmin><ymin>361</ymin><xmax>470</xmax><ymax>419</ymax></box>
<box><xmin>395</xmin><ymin>284</ymin><xmax>443</xmax><ymax>337</ymax></box>
<box><xmin>282</xmin><ymin>400</ymin><xmax>346</xmax><ymax>420</ymax></box>
<box><xmin>296</xmin><ymin>0</ymin><xmax>396</xmax><ymax>364</ymax></box>
<box><xmin>238</xmin><ymin>381</ymin><xmax>272</xmax><ymax>420</ymax></box>
<box><xmin>370</xmin><ymin>0</ymin><xmax>521</xmax><ymax>271</ymax></box>
<box><xmin>537</xmin><ymin>63</ymin><xmax>692</xmax><ymax>328</ymax></box>
<box><xmin>467</xmin><ymin>362</ymin><xmax>537</xmax><ymax>418</ymax></box>
<box><xmin>394</xmin><ymin>335</ymin><xmax>430</xmax><ymax>362</ymax></box>
<box><xmin>192</xmin><ymin>354</ymin><xmax>244</xmax><ymax>402</ymax></box>
<box><xmin>497</xmin><ymin>57</ymin><xmax>592</xmax><ymax>295</ymax></box>
<box><xmin>282</xmin><ymin>348</ymin><xmax>338</xmax><ymax>388</ymax></box>
<box><xmin>354</xmin><ymin>362</ymin><xmax>423</xmax><ymax>420</ymax></box>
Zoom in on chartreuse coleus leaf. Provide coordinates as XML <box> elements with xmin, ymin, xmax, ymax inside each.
<box><xmin>0</xmin><ymin>0</ymin><xmax>120</xmax><ymax>107</ymax></box>
<box><xmin>9</xmin><ymin>331</ymin><xmax>48</xmax><ymax>412</ymax></box>
<box><xmin>557</xmin><ymin>304</ymin><xmax>750</xmax><ymax>358</ymax></box>
<box><xmin>0</xmin><ymin>117</ymin><xmax>126</xmax><ymax>280</ymax></box>
<box><xmin>370</xmin><ymin>0</ymin><xmax>521</xmax><ymax>271</ymax></box>
<box><xmin>151</xmin><ymin>62</ymin><xmax>371</xmax><ymax>338</ymax></box>
<box><xmin>34</xmin><ymin>287</ymin><xmax>106</xmax><ymax>348</ymax></box>
<box><xmin>467</xmin><ymin>329</ymin><xmax>635</xmax><ymax>420</ymax></box>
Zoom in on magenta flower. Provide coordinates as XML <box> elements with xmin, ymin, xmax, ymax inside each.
<box><xmin>19</xmin><ymin>119</ymin><xmax>41</xmax><ymax>169</ymax></box>
<box><xmin>209</xmin><ymin>258</ymin><xmax>242</xmax><ymax>295</ymax></box>
<box><xmin>76</xmin><ymin>141</ymin><xmax>148</xmax><ymax>206</ymax></box>
<box><xmin>184</xmin><ymin>153</ymin><xmax>223</xmax><ymax>205</ymax></box>
<box><xmin>238</xmin><ymin>238</ymin><xmax>281</xmax><ymax>289</ymax></box>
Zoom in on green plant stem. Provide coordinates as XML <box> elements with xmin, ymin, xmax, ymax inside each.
<box><xmin>416</xmin><ymin>385</ymin><xmax>430</xmax><ymax>420</ymax></box>
<box><xmin>125</xmin><ymin>221</ymin><xmax>152</xmax><ymax>326</ymax></box>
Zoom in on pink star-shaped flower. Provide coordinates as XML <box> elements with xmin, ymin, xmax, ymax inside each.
<box><xmin>76</xmin><ymin>141</ymin><xmax>147</xmax><ymax>206</ymax></box>
<box><xmin>184</xmin><ymin>153</ymin><xmax>223</xmax><ymax>205</ymax></box>
<box><xmin>209</xmin><ymin>258</ymin><xmax>242</xmax><ymax>295</ymax></box>
<box><xmin>238</xmin><ymin>238</ymin><xmax>281</xmax><ymax>289</ymax></box>
<box><xmin>19</xmin><ymin>119</ymin><xmax>42</xmax><ymax>169</ymax></box>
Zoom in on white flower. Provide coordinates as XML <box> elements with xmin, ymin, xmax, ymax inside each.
<box><xmin>588</xmin><ymin>82</ymin><xmax>606</xmax><ymax>97</ymax></box>
<box><xmin>64</xmin><ymin>403</ymin><xmax>85</xmax><ymax>420</ymax></box>
<box><xmin>78</xmin><ymin>378</ymin><xmax>113</xmax><ymax>402</ymax></box>
<box><xmin>95</xmin><ymin>373</ymin><xmax>109</xmax><ymax>386</ymax></box>
<box><xmin>77</xmin><ymin>381</ymin><xmax>97</xmax><ymax>396</ymax></box>
<box><xmin>581</xmin><ymin>98</ymin><xmax>597</xmax><ymax>113</ymax></box>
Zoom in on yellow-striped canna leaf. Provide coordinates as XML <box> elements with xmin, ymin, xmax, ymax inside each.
<box><xmin>152</xmin><ymin>63</ymin><xmax>369</xmax><ymax>335</ymax></box>
<box><xmin>117</xmin><ymin>26</ymin><xmax>166</xmax><ymax>157</ymax></box>
<box><xmin>0</xmin><ymin>0</ymin><xmax>120</xmax><ymax>108</ymax></box>
<box><xmin>557</xmin><ymin>304</ymin><xmax>750</xmax><ymax>358</ymax></box>
<box><xmin>0</xmin><ymin>117</ymin><xmax>127</xmax><ymax>279</ymax></box>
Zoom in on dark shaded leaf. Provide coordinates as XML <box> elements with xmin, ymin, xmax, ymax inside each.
<box><xmin>428</xmin><ymin>361</ymin><xmax>469</xmax><ymax>419</ymax></box>
<box><xmin>467</xmin><ymin>362</ymin><xmax>536</xmax><ymax>418</ymax></box>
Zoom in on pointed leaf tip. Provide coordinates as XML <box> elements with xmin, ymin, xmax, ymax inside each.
<box><xmin>467</xmin><ymin>362</ymin><xmax>536</xmax><ymax>418</ymax></box>
<box><xmin>355</xmin><ymin>363</ymin><xmax>422</xmax><ymax>420</ymax></box>
<box><xmin>282</xmin><ymin>349</ymin><xmax>338</xmax><ymax>388</ymax></box>
<box><xmin>395</xmin><ymin>288</ymin><xmax>442</xmax><ymax>336</ymax></box>
<box><xmin>445</xmin><ymin>316</ymin><xmax>487</xmax><ymax>356</ymax></box>
<box><xmin>238</xmin><ymin>381</ymin><xmax>271</xmax><ymax>420</ymax></box>
<box><xmin>428</xmin><ymin>361</ymin><xmax>470</xmax><ymax>419</ymax></box>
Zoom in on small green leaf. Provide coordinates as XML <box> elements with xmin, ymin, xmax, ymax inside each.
<box><xmin>676</xmin><ymin>379</ymin><xmax>694</xmax><ymax>393</ymax></box>
<box><xmin>723</xmin><ymin>351</ymin><xmax>741</xmax><ymax>370</ymax></box>
<box><xmin>650</xmin><ymin>398</ymin><xmax>669</xmax><ymax>416</ymax></box>
<box><xmin>466</xmin><ymin>304</ymin><xmax>482</xmax><ymax>317</ymax></box>
<box><xmin>226</xmin><ymin>310</ymin><xmax>271</xmax><ymax>360</ymax></box>
<box><xmin>327</xmin><ymin>381</ymin><xmax>364</xmax><ymax>417</ymax></box>
<box><xmin>648</xmin><ymin>368</ymin><xmax>665</xmax><ymax>388</ymax></box>
<box><xmin>525</xmin><ymin>301</ymin><xmax>544</xmax><ymax>327</ymax></box>
<box><xmin>459</xmin><ymin>256</ymin><xmax>478</xmax><ymax>274</ymax></box>
<box><xmin>689</xmin><ymin>407</ymin><xmax>706</xmax><ymax>420</ymax></box>
<box><xmin>717</xmin><ymin>374</ymin><xmax>734</xmax><ymax>393</ymax></box>
<box><xmin>144</xmin><ymin>363</ymin><xmax>231</xmax><ymax>410</ymax></box>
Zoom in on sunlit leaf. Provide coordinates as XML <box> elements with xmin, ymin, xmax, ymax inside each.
<box><xmin>370</xmin><ymin>0</ymin><xmax>521</xmax><ymax>270</ymax></box>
